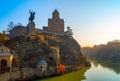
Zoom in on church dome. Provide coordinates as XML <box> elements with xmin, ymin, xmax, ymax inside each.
<box><xmin>38</xmin><ymin>60</ymin><xmax>47</xmax><ymax>65</ymax></box>
<box><xmin>52</xmin><ymin>9</ymin><xmax>60</xmax><ymax>19</ymax></box>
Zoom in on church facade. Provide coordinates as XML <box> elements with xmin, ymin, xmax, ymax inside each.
<box><xmin>9</xmin><ymin>9</ymin><xmax>65</xmax><ymax>38</ymax></box>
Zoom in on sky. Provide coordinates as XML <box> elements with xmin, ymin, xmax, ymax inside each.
<box><xmin>0</xmin><ymin>0</ymin><xmax>120</xmax><ymax>47</ymax></box>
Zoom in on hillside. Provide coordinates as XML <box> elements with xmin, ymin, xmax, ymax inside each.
<box><xmin>7</xmin><ymin>34</ymin><xmax>90</xmax><ymax>68</ymax></box>
<box><xmin>81</xmin><ymin>40</ymin><xmax>120</xmax><ymax>74</ymax></box>
<box><xmin>82</xmin><ymin>40</ymin><xmax>120</xmax><ymax>60</ymax></box>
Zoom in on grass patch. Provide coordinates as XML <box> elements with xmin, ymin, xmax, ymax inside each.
<box><xmin>35</xmin><ymin>67</ymin><xmax>89</xmax><ymax>81</ymax></box>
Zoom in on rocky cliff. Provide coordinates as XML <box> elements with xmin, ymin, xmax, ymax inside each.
<box><xmin>7</xmin><ymin>34</ymin><xmax>90</xmax><ymax>68</ymax></box>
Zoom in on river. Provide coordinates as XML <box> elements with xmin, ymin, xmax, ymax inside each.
<box><xmin>35</xmin><ymin>63</ymin><xmax>120</xmax><ymax>81</ymax></box>
<box><xmin>83</xmin><ymin>63</ymin><xmax>120</xmax><ymax>81</ymax></box>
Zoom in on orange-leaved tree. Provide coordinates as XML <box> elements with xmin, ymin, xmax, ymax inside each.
<box><xmin>58</xmin><ymin>64</ymin><xmax>65</xmax><ymax>74</ymax></box>
<box><xmin>0</xmin><ymin>31</ymin><xmax>9</xmax><ymax>44</ymax></box>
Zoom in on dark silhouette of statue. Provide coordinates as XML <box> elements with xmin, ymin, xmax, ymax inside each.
<box><xmin>29</xmin><ymin>10</ymin><xmax>35</xmax><ymax>22</ymax></box>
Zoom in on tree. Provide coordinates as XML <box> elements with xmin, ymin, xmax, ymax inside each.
<box><xmin>58</xmin><ymin>64</ymin><xmax>65</xmax><ymax>74</ymax></box>
<box><xmin>0</xmin><ymin>31</ymin><xmax>9</xmax><ymax>44</ymax></box>
<box><xmin>7</xmin><ymin>21</ymin><xmax>15</xmax><ymax>33</ymax></box>
<box><xmin>16</xmin><ymin>22</ymin><xmax>22</xmax><ymax>26</ymax></box>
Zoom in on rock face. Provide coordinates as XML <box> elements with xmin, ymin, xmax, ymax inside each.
<box><xmin>7</xmin><ymin>34</ymin><xmax>90</xmax><ymax>68</ymax></box>
<box><xmin>45</xmin><ymin>35</ymin><xmax>83</xmax><ymax>65</ymax></box>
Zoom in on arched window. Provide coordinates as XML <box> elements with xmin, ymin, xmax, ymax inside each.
<box><xmin>1</xmin><ymin>59</ymin><xmax>7</xmax><ymax>72</ymax></box>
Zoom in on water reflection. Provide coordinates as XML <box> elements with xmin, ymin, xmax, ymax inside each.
<box><xmin>35</xmin><ymin>60</ymin><xmax>120</xmax><ymax>81</ymax></box>
<box><xmin>91</xmin><ymin>59</ymin><xmax>120</xmax><ymax>74</ymax></box>
<box><xmin>83</xmin><ymin>62</ymin><xmax>120</xmax><ymax>81</ymax></box>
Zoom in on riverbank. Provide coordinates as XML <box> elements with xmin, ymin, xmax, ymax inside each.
<box><xmin>0</xmin><ymin>65</ymin><xmax>90</xmax><ymax>81</ymax></box>
<box><xmin>34</xmin><ymin>67</ymin><xmax>89</xmax><ymax>81</ymax></box>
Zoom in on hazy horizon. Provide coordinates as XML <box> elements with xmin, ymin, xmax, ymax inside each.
<box><xmin>1</xmin><ymin>0</ymin><xmax>120</xmax><ymax>47</ymax></box>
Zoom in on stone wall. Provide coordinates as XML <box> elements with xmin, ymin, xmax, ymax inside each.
<box><xmin>9</xmin><ymin>26</ymin><xmax>28</xmax><ymax>38</ymax></box>
<box><xmin>23</xmin><ymin>68</ymin><xmax>35</xmax><ymax>78</ymax></box>
<box><xmin>48</xmin><ymin>19</ymin><xmax>64</xmax><ymax>33</ymax></box>
<box><xmin>0</xmin><ymin>68</ymin><xmax>36</xmax><ymax>81</ymax></box>
<box><xmin>36</xmin><ymin>29</ymin><xmax>66</xmax><ymax>36</ymax></box>
<box><xmin>0</xmin><ymin>71</ymin><xmax>20</xmax><ymax>81</ymax></box>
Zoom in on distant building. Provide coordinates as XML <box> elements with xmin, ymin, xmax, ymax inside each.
<box><xmin>43</xmin><ymin>26</ymin><xmax>48</xmax><ymax>31</ymax></box>
<box><xmin>66</xmin><ymin>26</ymin><xmax>73</xmax><ymax>35</ymax></box>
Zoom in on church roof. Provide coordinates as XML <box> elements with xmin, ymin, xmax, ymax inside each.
<box><xmin>0</xmin><ymin>46</ymin><xmax>10</xmax><ymax>52</ymax></box>
<box><xmin>0</xmin><ymin>45</ymin><xmax>11</xmax><ymax>56</ymax></box>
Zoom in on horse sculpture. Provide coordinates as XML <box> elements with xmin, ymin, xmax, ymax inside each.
<box><xmin>29</xmin><ymin>10</ymin><xmax>35</xmax><ymax>22</ymax></box>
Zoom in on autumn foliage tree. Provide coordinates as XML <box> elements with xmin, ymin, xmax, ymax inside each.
<box><xmin>0</xmin><ymin>31</ymin><xmax>9</xmax><ymax>44</ymax></box>
<box><xmin>58</xmin><ymin>64</ymin><xmax>65</xmax><ymax>74</ymax></box>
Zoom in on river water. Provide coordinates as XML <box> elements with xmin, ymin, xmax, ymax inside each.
<box><xmin>83</xmin><ymin>63</ymin><xmax>120</xmax><ymax>81</ymax></box>
<box><xmin>35</xmin><ymin>63</ymin><xmax>120</xmax><ymax>81</ymax></box>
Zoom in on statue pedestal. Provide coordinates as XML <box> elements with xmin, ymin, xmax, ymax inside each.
<box><xmin>27</xmin><ymin>22</ymin><xmax>35</xmax><ymax>35</ymax></box>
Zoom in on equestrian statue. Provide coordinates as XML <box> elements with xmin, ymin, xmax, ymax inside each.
<box><xmin>29</xmin><ymin>10</ymin><xmax>35</xmax><ymax>22</ymax></box>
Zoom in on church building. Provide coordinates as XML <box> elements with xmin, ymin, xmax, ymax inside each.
<box><xmin>48</xmin><ymin>9</ymin><xmax>64</xmax><ymax>33</ymax></box>
<box><xmin>0</xmin><ymin>45</ymin><xmax>13</xmax><ymax>73</ymax></box>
